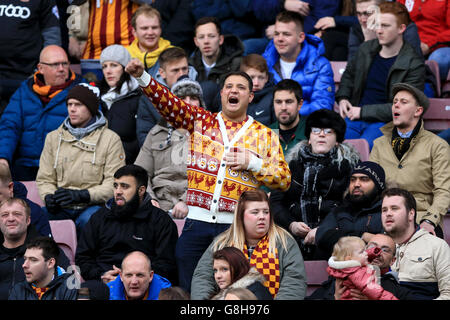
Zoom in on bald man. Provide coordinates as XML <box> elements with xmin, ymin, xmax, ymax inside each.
<box><xmin>310</xmin><ymin>233</ymin><xmax>416</xmax><ymax>300</ymax></box>
<box><xmin>107</xmin><ymin>251</ymin><xmax>171</xmax><ymax>300</ymax></box>
<box><xmin>0</xmin><ymin>45</ymin><xmax>83</xmax><ymax>181</ymax></box>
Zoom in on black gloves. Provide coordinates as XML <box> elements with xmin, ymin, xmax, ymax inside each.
<box><xmin>45</xmin><ymin>194</ymin><xmax>60</xmax><ymax>214</ymax></box>
<box><xmin>53</xmin><ymin>188</ymin><xmax>91</xmax><ymax>206</ymax></box>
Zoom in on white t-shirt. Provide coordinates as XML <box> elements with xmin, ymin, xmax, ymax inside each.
<box><xmin>280</xmin><ymin>59</ymin><xmax>296</xmax><ymax>79</ymax></box>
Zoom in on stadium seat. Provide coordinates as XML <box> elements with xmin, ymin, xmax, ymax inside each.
<box><xmin>444</xmin><ymin>214</ymin><xmax>450</xmax><ymax>246</ymax></box>
<box><xmin>304</xmin><ymin>260</ymin><xmax>329</xmax><ymax>296</ymax></box>
<box><xmin>330</xmin><ymin>61</ymin><xmax>347</xmax><ymax>91</ymax></box>
<box><xmin>20</xmin><ymin>181</ymin><xmax>44</xmax><ymax>207</ymax></box>
<box><xmin>49</xmin><ymin>219</ymin><xmax>77</xmax><ymax>265</ymax></box>
<box><xmin>343</xmin><ymin>139</ymin><xmax>370</xmax><ymax>161</ymax></box>
<box><xmin>422</xmin><ymin>98</ymin><xmax>450</xmax><ymax>132</ymax></box>
<box><xmin>425</xmin><ymin>60</ymin><xmax>441</xmax><ymax>97</ymax></box>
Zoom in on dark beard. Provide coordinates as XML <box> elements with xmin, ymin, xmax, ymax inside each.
<box><xmin>111</xmin><ymin>190</ymin><xmax>141</xmax><ymax>219</ymax></box>
<box><xmin>348</xmin><ymin>186</ymin><xmax>379</xmax><ymax>207</ymax></box>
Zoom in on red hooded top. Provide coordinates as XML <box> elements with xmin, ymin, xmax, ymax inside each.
<box><xmin>327</xmin><ymin>256</ymin><xmax>398</xmax><ymax>300</ymax></box>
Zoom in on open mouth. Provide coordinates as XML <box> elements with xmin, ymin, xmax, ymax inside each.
<box><xmin>228</xmin><ymin>97</ymin><xmax>239</xmax><ymax>105</ymax></box>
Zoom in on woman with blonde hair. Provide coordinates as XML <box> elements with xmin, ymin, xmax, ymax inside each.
<box><xmin>191</xmin><ymin>189</ymin><xmax>306</xmax><ymax>300</ymax></box>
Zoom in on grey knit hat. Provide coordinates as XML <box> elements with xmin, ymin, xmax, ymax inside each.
<box><xmin>100</xmin><ymin>44</ymin><xmax>131</xmax><ymax>68</ymax></box>
<box><xmin>171</xmin><ymin>75</ymin><xmax>206</xmax><ymax>108</ymax></box>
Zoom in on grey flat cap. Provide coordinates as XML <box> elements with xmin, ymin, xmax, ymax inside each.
<box><xmin>392</xmin><ymin>83</ymin><xmax>429</xmax><ymax>113</ymax></box>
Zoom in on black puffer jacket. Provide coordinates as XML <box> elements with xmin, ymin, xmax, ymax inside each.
<box><xmin>315</xmin><ymin>197</ymin><xmax>383</xmax><ymax>258</ymax></box>
<box><xmin>8</xmin><ymin>273</ymin><xmax>78</xmax><ymax>300</ymax></box>
<box><xmin>189</xmin><ymin>34</ymin><xmax>244</xmax><ymax>84</ymax></box>
<box><xmin>101</xmin><ymin>88</ymin><xmax>141</xmax><ymax>164</ymax></box>
<box><xmin>75</xmin><ymin>194</ymin><xmax>179</xmax><ymax>284</ymax></box>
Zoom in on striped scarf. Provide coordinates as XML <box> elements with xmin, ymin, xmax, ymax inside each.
<box><xmin>32</xmin><ymin>70</ymin><xmax>76</xmax><ymax>104</ymax></box>
<box><xmin>31</xmin><ymin>283</ymin><xmax>49</xmax><ymax>300</ymax></box>
<box><xmin>243</xmin><ymin>235</ymin><xmax>280</xmax><ymax>297</ymax></box>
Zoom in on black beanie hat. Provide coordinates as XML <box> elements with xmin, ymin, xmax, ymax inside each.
<box><xmin>305</xmin><ymin>109</ymin><xmax>346</xmax><ymax>143</ymax></box>
<box><xmin>66</xmin><ymin>83</ymin><xmax>100</xmax><ymax>116</ymax></box>
<box><xmin>352</xmin><ymin>161</ymin><xmax>386</xmax><ymax>191</ymax></box>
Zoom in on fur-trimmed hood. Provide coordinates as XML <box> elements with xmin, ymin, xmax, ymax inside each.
<box><xmin>211</xmin><ymin>268</ymin><xmax>266</xmax><ymax>300</ymax></box>
<box><xmin>285</xmin><ymin>140</ymin><xmax>361</xmax><ymax>168</ymax></box>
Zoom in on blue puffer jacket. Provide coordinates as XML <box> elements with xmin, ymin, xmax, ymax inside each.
<box><xmin>108</xmin><ymin>273</ymin><xmax>171</xmax><ymax>300</ymax></box>
<box><xmin>0</xmin><ymin>74</ymin><xmax>83</xmax><ymax>168</ymax></box>
<box><xmin>262</xmin><ymin>34</ymin><xmax>335</xmax><ymax>116</ymax></box>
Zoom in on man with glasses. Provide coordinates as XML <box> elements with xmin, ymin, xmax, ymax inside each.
<box><xmin>336</xmin><ymin>1</ymin><xmax>424</xmax><ymax>149</ymax></box>
<box><xmin>0</xmin><ymin>45</ymin><xmax>82</xmax><ymax>181</ymax></box>
<box><xmin>315</xmin><ymin>161</ymin><xmax>386</xmax><ymax>258</ymax></box>
<box><xmin>309</xmin><ymin>233</ymin><xmax>417</xmax><ymax>299</ymax></box>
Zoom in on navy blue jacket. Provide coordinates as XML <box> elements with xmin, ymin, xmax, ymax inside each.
<box><xmin>262</xmin><ymin>34</ymin><xmax>334</xmax><ymax>116</ymax></box>
<box><xmin>0</xmin><ymin>74</ymin><xmax>83</xmax><ymax>168</ymax></box>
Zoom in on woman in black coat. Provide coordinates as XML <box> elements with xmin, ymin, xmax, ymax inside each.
<box><xmin>270</xmin><ymin>109</ymin><xmax>360</xmax><ymax>260</ymax></box>
<box><xmin>98</xmin><ymin>44</ymin><xmax>141</xmax><ymax>164</ymax></box>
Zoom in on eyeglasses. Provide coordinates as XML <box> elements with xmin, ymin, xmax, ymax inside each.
<box><xmin>40</xmin><ymin>61</ymin><xmax>69</xmax><ymax>69</ymax></box>
<box><xmin>366</xmin><ymin>243</ymin><xmax>393</xmax><ymax>254</ymax></box>
<box><xmin>310</xmin><ymin>127</ymin><xmax>334</xmax><ymax>135</ymax></box>
<box><xmin>356</xmin><ymin>11</ymin><xmax>374</xmax><ymax>17</ymax></box>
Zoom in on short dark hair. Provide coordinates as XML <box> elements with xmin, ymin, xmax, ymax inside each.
<box><xmin>159</xmin><ymin>47</ymin><xmax>188</xmax><ymax>69</ymax></box>
<box><xmin>276</xmin><ymin>10</ymin><xmax>304</xmax><ymax>31</ymax></box>
<box><xmin>114</xmin><ymin>165</ymin><xmax>148</xmax><ymax>189</ymax></box>
<box><xmin>194</xmin><ymin>16</ymin><xmax>221</xmax><ymax>35</ymax></box>
<box><xmin>213</xmin><ymin>247</ymin><xmax>250</xmax><ymax>284</ymax></box>
<box><xmin>273</xmin><ymin>79</ymin><xmax>303</xmax><ymax>103</ymax></box>
<box><xmin>382</xmin><ymin>188</ymin><xmax>417</xmax><ymax>225</ymax></box>
<box><xmin>26</xmin><ymin>236</ymin><xmax>60</xmax><ymax>265</ymax></box>
<box><xmin>221</xmin><ymin>71</ymin><xmax>253</xmax><ymax>92</ymax></box>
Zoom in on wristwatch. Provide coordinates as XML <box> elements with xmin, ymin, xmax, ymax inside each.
<box><xmin>420</xmin><ymin>219</ymin><xmax>436</xmax><ymax>228</ymax></box>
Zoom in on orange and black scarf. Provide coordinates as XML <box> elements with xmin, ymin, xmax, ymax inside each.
<box><xmin>32</xmin><ymin>70</ymin><xmax>76</xmax><ymax>104</ymax></box>
<box><xmin>243</xmin><ymin>235</ymin><xmax>280</xmax><ymax>297</ymax></box>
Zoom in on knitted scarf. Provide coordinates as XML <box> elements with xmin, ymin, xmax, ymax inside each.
<box><xmin>391</xmin><ymin>120</ymin><xmax>422</xmax><ymax>161</ymax></box>
<box><xmin>243</xmin><ymin>235</ymin><xmax>280</xmax><ymax>297</ymax></box>
<box><xmin>126</xmin><ymin>37</ymin><xmax>173</xmax><ymax>70</ymax></box>
<box><xmin>297</xmin><ymin>144</ymin><xmax>337</xmax><ymax>227</ymax></box>
<box><xmin>32</xmin><ymin>70</ymin><xmax>76</xmax><ymax>104</ymax></box>
<box><xmin>31</xmin><ymin>283</ymin><xmax>49</xmax><ymax>300</ymax></box>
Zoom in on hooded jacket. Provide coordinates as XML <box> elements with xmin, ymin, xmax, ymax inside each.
<box><xmin>8</xmin><ymin>271</ymin><xmax>78</xmax><ymax>300</ymax></box>
<box><xmin>75</xmin><ymin>194</ymin><xmax>178</xmax><ymax>283</ymax></box>
<box><xmin>0</xmin><ymin>74</ymin><xmax>83</xmax><ymax>168</ymax></box>
<box><xmin>327</xmin><ymin>256</ymin><xmax>398</xmax><ymax>300</ymax></box>
<box><xmin>134</xmin><ymin>119</ymin><xmax>189</xmax><ymax>212</ymax></box>
<box><xmin>262</xmin><ymin>34</ymin><xmax>335</xmax><ymax>116</ymax></box>
<box><xmin>271</xmin><ymin>141</ymin><xmax>360</xmax><ymax>232</ymax></box>
<box><xmin>36</xmin><ymin>114</ymin><xmax>126</xmax><ymax>206</ymax></box>
<box><xmin>211</xmin><ymin>267</ymin><xmax>273</xmax><ymax>300</ymax></box>
<box><xmin>189</xmin><ymin>34</ymin><xmax>244</xmax><ymax>84</ymax></box>
<box><xmin>108</xmin><ymin>273</ymin><xmax>171</xmax><ymax>300</ymax></box>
